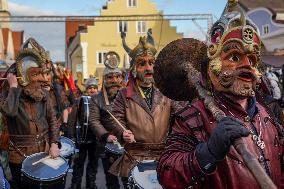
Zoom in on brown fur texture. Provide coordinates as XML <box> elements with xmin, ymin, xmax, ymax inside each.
<box><xmin>154</xmin><ymin>38</ymin><xmax>207</xmax><ymax>101</ymax></box>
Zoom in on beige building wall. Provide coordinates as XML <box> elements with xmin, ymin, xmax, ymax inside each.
<box><xmin>0</xmin><ymin>0</ymin><xmax>10</xmax><ymax>28</ymax></box>
<box><xmin>68</xmin><ymin>0</ymin><xmax>183</xmax><ymax>82</ymax></box>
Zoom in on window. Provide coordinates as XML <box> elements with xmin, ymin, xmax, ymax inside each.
<box><xmin>262</xmin><ymin>25</ymin><xmax>270</xmax><ymax>35</ymax></box>
<box><xmin>118</xmin><ymin>21</ymin><xmax>128</xmax><ymax>33</ymax></box>
<box><xmin>128</xmin><ymin>0</ymin><xmax>137</xmax><ymax>7</ymax></box>
<box><xmin>97</xmin><ymin>52</ymin><xmax>107</xmax><ymax>64</ymax></box>
<box><xmin>137</xmin><ymin>21</ymin><xmax>146</xmax><ymax>33</ymax></box>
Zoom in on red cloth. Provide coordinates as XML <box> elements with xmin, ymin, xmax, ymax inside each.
<box><xmin>157</xmin><ymin>99</ymin><xmax>283</xmax><ymax>189</ymax></box>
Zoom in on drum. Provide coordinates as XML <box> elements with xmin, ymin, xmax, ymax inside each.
<box><xmin>77</xmin><ymin>96</ymin><xmax>91</xmax><ymax>144</ymax></box>
<box><xmin>105</xmin><ymin>142</ymin><xmax>124</xmax><ymax>156</ymax></box>
<box><xmin>21</xmin><ymin>152</ymin><xmax>69</xmax><ymax>189</ymax></box>
<box><xmin>59</xmin><ymin>136</ymin><xmax>75</xmax><ymax>159</ymax></box>
<box><xmin>128</xmin><ymin>160</ymin><xmax>162</xmax><ymax>189</ymax></box>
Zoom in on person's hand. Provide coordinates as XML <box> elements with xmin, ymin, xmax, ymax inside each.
<box><xmin>123</xmin><ymin>130</ymin><xmax>136</xmax><ymax>143</ymax></box>
<box><xmin>49</xmin><ymin>143</ymin><xmax>60</xmax><ymax>158</ymax></box>
<box><xmin>7</xmin><ymin>73</ymin><xmax>18</xmax><ymax>88</ymax></box>
<box><xmin>196</xmin><ymin>117</ymin><xmax>250</xmax><ymax>173</ymax></box>
<box><xmin>107</xmin><ymin>134</ymin><xmax>118</xmax><ymax>143</ymax></box>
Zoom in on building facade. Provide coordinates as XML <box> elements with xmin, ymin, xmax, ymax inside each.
<box><xmin>0</xmin><ymin>0</ymin><xmax>24</xmax><ymax>66</ymax></box>
<box><xmin>236</xmin><ymin>0</ymin><xmax>284</xmax><ymax>67</ymax></box>
<box><xmin>66</xmin><ymin>0</ymin><xmax>183</xmax><ymax>82</ymax></box>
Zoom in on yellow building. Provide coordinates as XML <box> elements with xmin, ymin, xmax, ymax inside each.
<box><xmin>67</xmin><ymin>0</ymin><xmax>183</xmax><ymax>83</ymax></box>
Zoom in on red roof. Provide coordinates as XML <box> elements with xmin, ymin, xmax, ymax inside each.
<box><xmin>12</xmin><ymin>31</ymin><xmax>24</xmax><ymax>57</ymax></box>
<box><xmin>65</xmin><ymin>18</ymin><xmax>94</xmax><ymax>47</ymax></box>
<box><xmin>2</xmin><ymin>28</ymin><xmax>10</xmax><ymax>53</ymax></box>
<box><xmin>1</xmin><ymin>28</ymin><xmax>24</xmax><ymax>59</ymax></box>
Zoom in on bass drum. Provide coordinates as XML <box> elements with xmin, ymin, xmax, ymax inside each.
<box><xmin>21</xmin><ymin>152</ymin><xmax>69</xmax><ymax>189</ymax></box>
<box><xmin>77</xmin><ymin>96</ymin><xmax>91</xmax><ymax>144</ymax></box>
<box><xmin>128</xmin><ymin>160</ymin><xmax>162</xmax><ymax>189</ymax></box>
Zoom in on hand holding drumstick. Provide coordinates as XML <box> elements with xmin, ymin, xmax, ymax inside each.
<box><xmin>106</xmin><ymin>110</ymin><xmax>136</xmax><ymax>143</ymax></box>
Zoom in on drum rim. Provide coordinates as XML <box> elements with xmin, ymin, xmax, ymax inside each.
<box><xmin>130</xmin><ymin>160</ymin><xmax>161</xmax><ymax>189</ymax></box>
<box><xmin>105</xmin><ymin>143</ymin><xmax>124</xmax><ymax>155</ymax></box>
<box><xmin>21</xmin><ymin>152</ymin><xmax>69</xmax><ymax>181</ymax></box>
<box><xmin>60</xmin><ymin>136</ymin><xmax>75</xmax><ymax>157</ymax></box>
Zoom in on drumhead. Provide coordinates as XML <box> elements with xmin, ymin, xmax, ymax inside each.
<box><xmin>21</xmin><ymin>152</ymin><xmax>69</xmax><ymax>181</ymax></box>
<box><xmin>132</xmin><ymin>161</ymin><xmax>162</xmax><ymax>189</ymax></box>
<box><xmin>60</xmin><ymin>136</ymin><xmax>75</xmax><ymax>158</ymax></box>
<box><xmin>105</xmin><ymin>142</ymin><xmax>124</xmax><ymax>155</ymax></box>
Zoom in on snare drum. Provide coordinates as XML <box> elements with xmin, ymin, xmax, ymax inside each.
<box><xmin>21</xmin><ymin>152</ymin><xmax>69</xmax><ymax>189</ymax></box>
<box><xmin>105</xmin><ymin>142</ymin><xmax>124</xmax><ymax>156</ymax></box>
<box><xmin>128</xmin><ymin>160</ymin><xmax>162</xmax><ymax>189</ymax></box>
<box><xmin>60</xmin><ymin>136</ymin><xmax>75</xmax><ymax>159</ymax></box>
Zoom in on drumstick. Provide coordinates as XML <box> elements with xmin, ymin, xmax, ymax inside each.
<box><xmin>106</xmin><ymin>110</ymin><xmax>136</xmax><ymax>142</ymax></box>
<box><xmin>0</xmin><ymin>77</ymin><xmax>22</xmax><ymax>80</ymax></box>
<box><xmin>106</xmin><ymin>110</ymin><xmax>127</xmax><ymax>131</ymax></box>
<box><xmin>32</xmin><ymin>155</ymin><xmax>51</xmax><ymax>166</ymax></box>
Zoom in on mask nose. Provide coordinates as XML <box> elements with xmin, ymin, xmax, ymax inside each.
<box><xmin>237</xmin><ymin>56</ymin><xmax>252</xmax><ymax>69</ymax></box>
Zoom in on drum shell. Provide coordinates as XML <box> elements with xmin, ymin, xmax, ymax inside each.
<box><xmin>21</xmin><ymin>174</ymin><xmax>66</xmax><ymax>189</ymax></box>
<box><xmin>21</xmin><ymin>152</ymin><xmax>68</xmax><ymax>189</ymax></box>
<box><xmin>77</xmin><ymin>96</ymin><xmax>91</xmax><ymax>144</ymax></box>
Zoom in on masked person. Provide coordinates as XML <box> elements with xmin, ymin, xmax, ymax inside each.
<box><xmin>88</xmin><ymin>51</ymin><xmax>123</xmax><ymax>189</ymax></box>
<box><xmin>29</xmin><ymin>39</ymin><xmax>71</xmax><ymax>137</ymax></box>
<box><xmin>69</xmin><ymin>77</ymin><xmax>99</xmax><ymax>189</ymax></box>
<box><xmin>0</xmin><ymin>113</ymin><xmax>11</xmax><ymax>183</ymax></box>
<box><xmin>50</xmin><ymin>64</ymin><xmax>73</xmax><ymax>136</ymax></box>
<box><xmin>107</xmin><ymin>29</ymin><xmax>184</xmax><ymax>186</ymax></box>
<box><xmin>0</xmin><ymin>39</ymin><xmax>60</xmax><ymax>189</ymax></box>
<box><xmin>157</xmin><ymin>1</ymin><xmax>284</xmax><ymax>189</ymax></box>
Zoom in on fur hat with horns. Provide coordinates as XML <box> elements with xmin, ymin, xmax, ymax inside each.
<box><xmin>121</xmin><ymin>28</ymin><xmax>157</xmax><ymax>68</ymax></box>
<box><xmin>16</xmin><ymin>38</ymin><xmax>50</xmax><ymax>86</ymax></box>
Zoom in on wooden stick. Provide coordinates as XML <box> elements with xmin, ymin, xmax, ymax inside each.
<box><xmin>0</xmin><ymin>77</ymin><xmax>23</xmax><ymax>80</ymax></box>
<box><xmin>106</xmin><ymin>110</ymin><xmax>136</xmax><ymax>142</ymax></box>
<box><xmin>106</xmin><ymin>110</ymin><xmax>127</xmax><ymax>131</ymax></box>
<box><xmin>32</xmin><ymin>155</ymin><xmax>51</xmax><ymax>166</ymax></box>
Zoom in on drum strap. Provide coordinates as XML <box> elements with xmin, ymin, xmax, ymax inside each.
<box><xmin>9</xmin><ymin>130</ymin><xmax>48</xmax><ymax>148</ymax></box>
<box><xmin>103</xmin><ymin>85</ymin><xmax>110</xmax><ymax>106</ymax></box>
<box><xmin>123</xmin><ymin>149</ymin><xmax>140</xmax><ymax>164</ymax></box>
<box><xmin>123</xmin><ymin>143</ymin><xmax>165</xmax><ymax>164</ymax></box>
<box><xmin>9</xmin><ymin>140</ymin><xmax>27</xmax><ymax>158</ymax></box>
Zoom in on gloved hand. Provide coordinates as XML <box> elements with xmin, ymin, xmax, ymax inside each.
<box><xmin>195</xmin><ymin>117</ymin><xmax>250</xmax><ymax>173</ymax></box>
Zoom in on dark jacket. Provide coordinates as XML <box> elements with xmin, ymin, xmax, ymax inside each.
<box><xmin>0</xmin><ymin>87</ymin><xmax>60</xmax><ymax>164</ymax></box>
<box><xmin>157</xmin><ymin>97</ymin><xmax>284</xmax><ymax>189</ymax></box>
<box><xmin>68</xmin><ymin>97</ymin><xmax>96</xmax><ymax>143</ymax></box>
<box><xmin>88</xmin><ymin>91</ymin><xmax>119</xmax><ymax>142</ymax></box>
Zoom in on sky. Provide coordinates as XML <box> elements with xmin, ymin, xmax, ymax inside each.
<box><xmin>7</xmin><ymin>0</ymin><xmax>227</xmax><ymax>61</ymax></box>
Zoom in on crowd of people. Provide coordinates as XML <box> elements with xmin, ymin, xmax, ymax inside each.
<box><xmin>0</xmin><ymin>1</ymin><xmax>283</xmax><ymax>189</ymax></box>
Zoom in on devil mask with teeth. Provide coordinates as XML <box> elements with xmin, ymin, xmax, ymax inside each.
<box><xmin>206</xmin><ymin>6</ymin><xmax>262</xmax><ymax>97</ymax></box>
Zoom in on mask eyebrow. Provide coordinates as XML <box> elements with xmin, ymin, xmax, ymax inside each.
<box><xmin>223</xmin><ymin>43</ymin><xmax>242</xmax><ymax>53</ymax></box>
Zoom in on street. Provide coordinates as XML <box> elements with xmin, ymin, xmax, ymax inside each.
<box><xmin>65</xmin><ymin>157</ymin><xmax>124</xmax><ymax>189</ymax></box>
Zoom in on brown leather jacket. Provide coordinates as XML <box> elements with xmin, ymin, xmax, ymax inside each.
<box><xmin>109</xmin><ymin>85</ymin><xmax>185</xmax><ymax>177</ymax></box>
<box><xmin>88</xmin><ymin>91</ymin><xmax>120</xmax><ymax>142</ymax></box>
<box><xmin>0</xmin><ymin>87</ymin><xmax>60</xmax><ymax>164</ymax></box>
<box><xmin>157</xmin><ymin>97</ymin><xmax>284</xmax><ymax>189</ymax></box>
